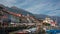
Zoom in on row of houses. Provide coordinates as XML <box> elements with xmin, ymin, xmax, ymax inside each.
<box><xmin>0</xmin><ymin>6</ymin><xmax>40</xmax><ymax>27</ymax></box>
<box><xmin>0</xmin><ymin>6</ymin><xmax>57</xmax><ymax>27</ymax></box>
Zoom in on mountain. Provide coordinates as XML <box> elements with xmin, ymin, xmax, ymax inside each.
<box><xmin>0</xmin><ymin>4</ymin><xmax>34</xmax><ymax>23</ymax></box>
<box><xmin>0</xmin><ymin>4</ymin><xmax>60</xmax><ymax>23</ymax></box>
<box><xmin>0</xmin><ymin>4</ymin><xmax>5</xmax><ymax>8</ymax></box>
<box><xmin>0</xmin><ymin>4</ymin><xmax>33</xmax><ymax>16</ymax></box>
<box><xmin>34</xmin><ymin>14</ymin><xmax>49</xmax><ymax>19</ymax></box>
<box><xmin>34</xmin><ymin>14</ymin><xmax>60</xmax><ymax>24</ymax></box>
<box><xmin>7</xmin><ymin>6</ymin><xmax>34</xmax><ymax>16</ymax></box>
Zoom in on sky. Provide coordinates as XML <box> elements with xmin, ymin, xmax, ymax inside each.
<box><xmin>0</xmin><ymin>0</ymin><xmax>60</xmax><ymax>16</ymax></box>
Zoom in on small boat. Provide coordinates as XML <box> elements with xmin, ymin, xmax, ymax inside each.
<box><xmin>46</xmin><ymin>29</ymin><xmax>60</xmax><ymax>34</ymax></box>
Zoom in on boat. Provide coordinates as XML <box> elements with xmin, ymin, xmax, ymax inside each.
<box><xmin>46</xmin><ymin>29</ymin><xmax>60</xmax><ymax>34</ymax></box>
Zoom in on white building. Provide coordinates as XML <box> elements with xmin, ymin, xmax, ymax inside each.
<box><xmin>43</xmin><ymin>17</ymin><xmax>56</xmax><ymax>27</ymax></box>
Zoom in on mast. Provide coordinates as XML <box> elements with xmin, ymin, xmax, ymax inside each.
<box><xmin>55</xmin><ymin>16</ymin><xmax>57</xmax><ymax>26</ymax></box>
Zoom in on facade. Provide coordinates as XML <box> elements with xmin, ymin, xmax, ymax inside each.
<box><xmin>43</xmin><ymin>17</ymin><xmax>56</xmax><ymax>27</ymax></box>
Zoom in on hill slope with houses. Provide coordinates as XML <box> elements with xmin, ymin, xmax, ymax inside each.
<box><xmin>0</xmin><ymin>4</ymin><xmax>60</xmax><ymax>24</ymax></box>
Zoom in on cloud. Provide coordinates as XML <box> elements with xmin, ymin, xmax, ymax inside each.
<box><xmin>25</xmin><ymin>3</ymin><xmax>48</xmax><ymax>14</ymax></box>
<box><xmin>0</xmin><ymin>0</ymin><xmax>60</xmax><ymax>16</ymax></box>
<box><xmin>47</xmin><ymin>10</ymin><xmax>60</xmax><ymax>16</ymax></box>
<box><xmin>25</xmin><ymin>0</ymin><xmax>60</xmax><ymax>16</ymax></box>
<box><xmin>0</xmin><ymin>0</ymin><xmax>17</xmax><ymax>7</ymax></box>
<box><xmin>16</xmin><ymin>0</ymin><xmax>42</xmax><ymax>9</ymax></box>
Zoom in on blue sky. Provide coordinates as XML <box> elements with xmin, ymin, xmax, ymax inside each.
<box><xmin>0</xmin><ymin>0</ymin><xmax>60</xmax><ymax>16</ymax></box>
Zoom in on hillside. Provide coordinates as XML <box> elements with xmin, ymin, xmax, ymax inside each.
<box><xmin>34</xmin><ymin>14</ymin><xmax>60</xmax><ymax>24</ymax></box>
<box><xmin>0</xmin><ymin>4</ymin><xmax>60</xmax><ymax>24</ymax></box>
